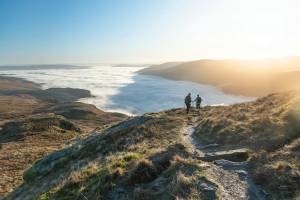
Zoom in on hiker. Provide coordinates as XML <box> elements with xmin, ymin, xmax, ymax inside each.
<box><xmin>185</xmin><ymin>93</ymin><xmax>192</xmax><ymax>114</ymax></box>
<box><xmin>194</xmin><ymin>94</ymin><xmax>202</xmax><ymax>109</ymax></box>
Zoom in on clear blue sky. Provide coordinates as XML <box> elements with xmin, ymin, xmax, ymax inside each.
<box><xmin>1</xmin><ymin>0</ymin><xmax>300</xmax><ymax>65</ymax></box>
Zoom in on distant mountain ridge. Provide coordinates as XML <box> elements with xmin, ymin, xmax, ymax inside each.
<box><xmin>139</xmin><ymin>57</ymin><xmax>300</xmax><ymax>97</ymax></box>
<box><xmin>0</xmin><ymin>64</ymin><xmax>89</xmax><ymax>71</ymax></box>
<box><xmin>112</xmin><ymin>64</ymin><xmax>151</xmax><ymax>68</ymax></box>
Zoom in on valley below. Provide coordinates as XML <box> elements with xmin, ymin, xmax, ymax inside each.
<box><xmin>0</xmin><ymin>65</ymin><xmax>253</xmax><ymax>115</ymax></box>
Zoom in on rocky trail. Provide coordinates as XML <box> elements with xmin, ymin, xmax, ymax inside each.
<box><xmin>182</xmin><ymin>122</ymin><xmax>268</xmax><ymax>200</ymax></box>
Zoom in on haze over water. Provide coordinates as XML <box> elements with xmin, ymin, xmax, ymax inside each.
<box><xmin>0</xmin><ymin>66</ymin><xmax>253</xmax><ymax>115</ymax></box>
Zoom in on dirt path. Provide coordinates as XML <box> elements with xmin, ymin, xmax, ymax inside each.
<box><xmin>181</xmin><ymin>124</ymin><xmax>267</xmax><ymax>200</ymax></box>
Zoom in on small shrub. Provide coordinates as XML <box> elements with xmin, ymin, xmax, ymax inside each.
<box><xmin>129</xmin><ymin>159</ymin><xmax>158</xmax><ymax>184</ymax></box>
<box><xmin>171</xmin><ymin>171</ymin><xmax>192</xmax><ymax>196</ymax></box>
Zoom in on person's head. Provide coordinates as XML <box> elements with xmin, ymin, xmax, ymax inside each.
<box><xmin>197</xmin><ymin>94</ymin><xmax>199</xmax><ymax>97</ymax></box>
<box><xmin>188</xmin><ymin>93</ymin><xmax>191</xmax><ymax>96</ymax></box>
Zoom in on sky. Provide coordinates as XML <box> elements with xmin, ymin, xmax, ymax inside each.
<box><xmin>0</xmin><ymin>0</ymin><xmax>300</xmax><ymax>65</ymax></box>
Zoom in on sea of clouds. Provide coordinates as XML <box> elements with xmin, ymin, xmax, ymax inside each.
<box><xmin>0</xmin><ymin>65</ymin><xmax>254</xmax><ymax>115</ymax></box>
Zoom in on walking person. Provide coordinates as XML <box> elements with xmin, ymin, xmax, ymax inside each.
<box><xmin>185</xmin><ymin>93</ymin><xmax>192</xmax><ymax>114</ymax></box>
<box><xmin>194</xmin><ymin>94</ymin><xmax>202</xmax><ymax>109</ymax></box>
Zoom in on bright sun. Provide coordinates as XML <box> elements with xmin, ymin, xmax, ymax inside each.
<box><xmin>191</xmin><ymin>0</ymin><xmax>300</xmax><ymax>60</ymax></box>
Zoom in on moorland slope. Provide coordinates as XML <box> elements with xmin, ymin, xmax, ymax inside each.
<box><xmin>0</xmin><ymin>77</ymin><xmax>127</xmax><ymax>197</ymax></box>
<box><xmin>5</xmin><ymin>91</ymin><xmax>299</xmax><ymax>200</ymax></box>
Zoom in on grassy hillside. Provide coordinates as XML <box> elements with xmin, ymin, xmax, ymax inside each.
<box><xmin>8</xmin><ymin>112</ymin><xmax>208</xmax><ymax>200</ymax></box>
<box><xmin>193</xmin><ymin>91</ymin><xmax>300</xmax><ymax>199</ymax></box>
<box><xmin>139</xmin><ymin>57</ymin><xmax>300</xmax><ymax>97</ymax></box>
<box><xmin>0</xmin><ymin>77</ymin><xmax>127</xmax><ymax>197</ymax></box>
<box><xmin>6</xmin><ymin>91</ymin><xmax>300</xmax><ymax>200</ymax></box>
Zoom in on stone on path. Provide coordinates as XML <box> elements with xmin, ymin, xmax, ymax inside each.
<box><xmin>199</xmin><ymin>148</ymin><xmax>250</xmax><ymax>162</ymax></box>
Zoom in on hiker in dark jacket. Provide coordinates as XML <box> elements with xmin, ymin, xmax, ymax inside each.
<box><xmin>194</xmin><ymin>94</ymin><xmax>202</xmax><ymax>109</ymax></box>
<box><xmin>185</xmin><ymin>93</ymin><xmax>192</xmax><ymax>114</ymax></box>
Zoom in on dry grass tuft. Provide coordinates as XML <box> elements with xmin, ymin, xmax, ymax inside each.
<box><xmin>129</xmin><ymin>159</ymin><xmax>158</xmax><ymax>184</ymax></box>
<box><xmin>171</xmin><ymin>171</ymin><xmax>192</xmax><ymax>196</ymax></box>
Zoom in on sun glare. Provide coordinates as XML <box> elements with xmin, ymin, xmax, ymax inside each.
<box><xmin>232</xmin><ymin>4</ymin><xmax>291</xmax><ymax>59</ymax></box>
<box><xmin>195</xmin><ymin>0</ymin><xmax>300</xmax><ymax>60</ymax></box>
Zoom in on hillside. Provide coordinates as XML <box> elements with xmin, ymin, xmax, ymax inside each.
<box><xmin>0</xmin><ymin>77</ymin><xmax>127</xmax><ymax>197</ymax></box>
<box><xmin>5</xmin><ymin>91</ymin><xmax>300</xmax><ymax>200</ymax></box>
<box><xmin>193</xmin><ymin>91</ymin><xmax>300</xmax><ymax>199</ymax></box>
<box><xmin>139</xmin><ymin>57</ymin><xmax>300</xmax><ymax>97</ymax></box>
